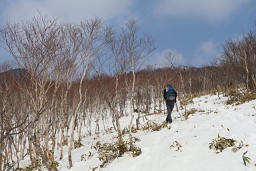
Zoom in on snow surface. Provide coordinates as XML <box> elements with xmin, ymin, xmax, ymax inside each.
<box><xmin>29</xmin><ymin>94</ymin><xmax>256</xmax><ymax>170</ymax></box>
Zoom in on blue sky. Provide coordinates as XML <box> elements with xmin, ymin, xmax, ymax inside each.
<box><xmin>0</xmin><ymin>0</ymin><xmax>255</xmax><ymax>67</ymax></box>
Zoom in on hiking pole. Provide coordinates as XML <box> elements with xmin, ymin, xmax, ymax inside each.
<box><xmin>175</xmin><ymin>100</ymin><xmax>182</xmax><ymax>120</ymax></box>
<box><xmin>175</xmin><ymin>102</ymin><xmax>179</xmax><ymax>112</ymax></box>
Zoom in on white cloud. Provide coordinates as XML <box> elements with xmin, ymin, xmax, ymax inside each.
<box><xmin>1</xmin><ymin>0</ymin><xmax>134</xmax><ymax>23</ymax></box>
<box><xmin>146</xmin><ymin>49</ymin><xmax>185</xmax><ymax>68</ymax></box>
<box><xmin>198</xmin><ymin>40</ymin><xmax>216</xmax><ymax>55</ymax></box>
<box><xmin>154</xmin><ymin>0</ymin><xmax>250</xmax><ymax>22</ymax></box>
<box><xmin>194</xmin><ymin>40</ymin><xmax>219</xmax><ymax>66</ymax></box>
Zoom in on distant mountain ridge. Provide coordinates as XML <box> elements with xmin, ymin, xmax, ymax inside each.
<box><xmin>0</xmin><ymin>68</ymin><xmax>31</xmax><ymax>90</ymax></box>
<box><xmin>0</xmin><ymin>68</ymin><xmax>30</xmax><ymax>79</ymax></box>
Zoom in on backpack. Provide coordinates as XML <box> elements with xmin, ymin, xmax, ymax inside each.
<box><xmin>166</xmin><ymin>85</ymin><xmax>176</xmax><ymax>101</ymax></box>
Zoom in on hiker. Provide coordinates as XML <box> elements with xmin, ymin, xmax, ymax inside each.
<box><xmin>163</xmin><ymin>84</ymin><xmax>177</xmax><ymax>123</ymax></box>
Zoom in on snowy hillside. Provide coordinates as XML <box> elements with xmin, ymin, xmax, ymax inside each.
<box><xmin>52</xmin><ymin>94</ymin><xmax>256</xmax><ymax>171</ymax></box>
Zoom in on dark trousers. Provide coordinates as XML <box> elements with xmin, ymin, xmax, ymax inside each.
<box><xmin>166</xmin><ymin>100</ymin><xmax>175</xmax><ymax>122</ymax></box>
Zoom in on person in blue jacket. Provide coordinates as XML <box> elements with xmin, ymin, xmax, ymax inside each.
<box><xmin>163</xmin><ymin>84</ymin><xmax>177</xmax><ymax>123</ymax></box>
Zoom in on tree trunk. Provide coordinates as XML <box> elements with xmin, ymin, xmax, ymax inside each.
<box><xmin>129</xmin><ymin>66</ymin><xmax>136</xmax><ymax>143</ymax></box>
<box><xmin>59</xmin><ymin>128</ymin><xmax>64</xmax><ymax>160</ymax></box>
<box><xmin>0</xmin><ymin>143</ymin><xmax>2</xmax><ymax>171</ymax></box>
<box><xmin>68</xmin><ymin>115</ymin><xmax>76</xmax><ymax>168</ymax></box>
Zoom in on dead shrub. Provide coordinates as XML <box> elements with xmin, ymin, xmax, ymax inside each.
<box><xmin>226</xmin><ymin>88</ymin><xmax>256</xmax><ymax>105</ymax></box>
<box><xmin>93</xmin><ymin>139</ymin><xmax>142</xmax><ymax>168</ymax></box>
<box><xmin>74</xmin><ymin>140</ymin><xmax>83</xmax><ymax>149</ymax></box>
<box><xmin>142</xmin><ymin>121</ymin><xmax>167</xmax><ymax>132</ymax></box>
<box><xmin>209</xmin><ymin>135</ymin><xmax>235</xmax><ymax>153</ymax></box>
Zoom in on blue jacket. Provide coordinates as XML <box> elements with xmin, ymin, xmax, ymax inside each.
<box><xmin>163</xmin><ymin>85</ymin><xmax>177</xmax><ymax>102</ymax></box>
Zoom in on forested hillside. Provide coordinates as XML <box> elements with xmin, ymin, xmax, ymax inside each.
<box><xmin>0</xmin><ymin>16</ymin><xmax>255</xmax><ymax>171</ymax></box>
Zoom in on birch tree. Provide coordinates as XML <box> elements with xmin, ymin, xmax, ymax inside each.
<box><xmin>120</xmin><ymin>19</ymin><xmax>155</xmax><ymax>143</ymax></box>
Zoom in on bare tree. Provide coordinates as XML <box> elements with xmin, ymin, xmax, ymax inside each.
<box><xmin>67</xmin><ymin>18</ymin><xmax>105</xmax><ymax>168</ymax></box>
<box><xmin>120</xmin><ymin>19</ymin><xmax>155</xmax><ymax>143</ymax></box>
<box><xmin>222</xmin><ymin>31</ymin><xmax>256</xmax><ymax>91</ymax></box>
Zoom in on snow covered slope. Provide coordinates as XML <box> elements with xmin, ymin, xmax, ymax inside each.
<box><xmin>59</xmin><ymin>94</ymin><xmax>256</xmax><ymax>171</ymax></box>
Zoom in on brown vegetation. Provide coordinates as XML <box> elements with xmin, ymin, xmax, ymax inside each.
<box><xmin>0</xmin><ymin>16</ymin><xmax>255</xmax><ymax>170</ymax></box>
